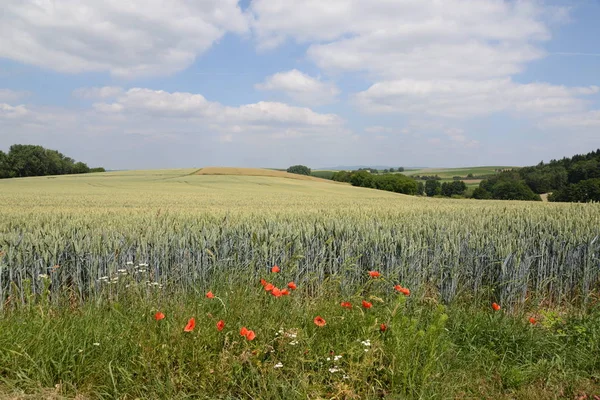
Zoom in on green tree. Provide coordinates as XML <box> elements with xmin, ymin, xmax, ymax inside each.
<box><xmin>425</xmin><ymin>180</ymin><xmax>441</xmax><ymax>197</ymax></box>
<box><xmin>0</xmin><ymin>150</ymin><xmax>10</xmax><ymax>178</ymax></box>
<box><xmin>286</xmin><ymin>165</ymin><xmax>311</xmax><ymax>176</ymax></box>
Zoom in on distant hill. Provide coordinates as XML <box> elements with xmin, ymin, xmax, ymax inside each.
<box><xmin>319</xmin><ymin>166</ymin><xmax>425</xmax><ymax>171</ymax></box>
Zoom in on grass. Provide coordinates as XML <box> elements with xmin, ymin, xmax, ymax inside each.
<box><xmin>1</xmin><ymin>271</ymin><xmax>599</xmax><ymax>399</ymax></box>
<box><xmin>1</xmin><ymin>169</ymin><xmax>600</xmax><ymax>398</ymax></box>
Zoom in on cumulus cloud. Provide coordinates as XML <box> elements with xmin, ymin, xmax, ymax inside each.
<box><xmin>94</xmin><ymin>88</ymin><xmax>343</xmax><ymax>127</ymax></box>
<box><xmin>354</xmin><ymin>79</ymin><xmax>599</xmax><ymax>118</ymax></box>
<box><xmin>255</xmin><ymin>69</ymin><xmax>339</xmax><ymax>105</ymax></box>
<box><xmin>0</xmin><ymin>0</ymin><xmax>248</xmax><ymax>77</ymax></box>
<box><xmin>250</xmin><ymin>0</ymin><xmax>554</xmax><ymax>80</ymax></box>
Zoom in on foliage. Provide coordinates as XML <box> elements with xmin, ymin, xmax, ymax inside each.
<box><xmin>0</xmin><ymin>144</ymin><xmax>103</xmax><ymax>179</ymax></box>
<box><xmin>475</xmin><ymin>171</ymin><xmax>541</xmax><ymax>201</ymax></box>
<box><xmin>514</xmin><ymin>149</ymin><xmax>600</xmax><ymax>202</ymax></box>
<box><xmin>549</xmin><ymin>178</ymin><xmax>600</xmax><ymax>203</ymax></box>
<box><xmin>286</xmin><ymin>165</ymin><xmax>312</xmax><ymax>175</ymax></box>
<box><xmin>310</xmin><ymin>170</ymin><xmax>335</xmax><ymax>179</ymax></box>
<box><xmin>441</xmin><ymin>181</ymin><xmax>467</xmax><ymax>197</ymax></box>
<box><xmin>425</xmin><ymin>180</ymin><xmax>441</xmax><ymax>197</ymax></box>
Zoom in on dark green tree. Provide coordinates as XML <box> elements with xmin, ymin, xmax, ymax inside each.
<box><xmin>286</xmin><ymin>165</ymin><xmax>311</xmax><ymax>176</ymax></box>
<box><xmin>425</xmin><ymin>180</ymin><xmax>441</xmax><ymax>197</ymax></box>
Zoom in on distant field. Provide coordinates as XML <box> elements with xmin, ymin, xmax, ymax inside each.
<box><xmin>196</xmin><ymin>166</ymin><xmax>339</xmax><ymax>183</ymax></box>
<box><xmin>403</xmin><ymin>166</ymin><xmax>515</xmax><ymax>178</ymax></box>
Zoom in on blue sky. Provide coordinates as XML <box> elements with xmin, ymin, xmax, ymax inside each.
<box><xmin>1</xmin><ymin>0</ymin><xmax>599</xmax><ymax>170</ymax></box>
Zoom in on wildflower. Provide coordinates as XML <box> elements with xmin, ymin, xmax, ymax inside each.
<box><xmin>360</xmin><ymin>339</ymin><xmax>371</xmax><ymax>347</ymax></box>
<box><xmin>313</xmin><ymin>316</ymin><xmax>327</xmax><ymax>327</ymax></box>
<box><xmin>126</xmin><ymin>261</ymin><xmax>134</xmax><ymax>266</ymax></box>
<box><xmin>260</xmin><ymin>279</ymin><xmax>267</xmax><ymax>287</ymax></box>
<box><xmin>184</xmin><ymin>318</ymin><xmax>196</xmax><ymax>332</ymax></box>
<box><xmin>93</xmin><ymin>343</ymin><xmax>100</xmax><ymax>346</ymax></box>
<box><xmin>274</xmin><ymin>362</ymin><xmax>283</xmax><ymax>369</ymax></box>
<box><xmin>264</xmin><ymin>283</ymin><xmax>274</xmax><ymax>292</ymax></box>
<box><xmin>240</xmin><ymin>327</ymin><xmax>249</xmax><ymax>336</ymax></box>
<box><xmin>328</xmin><ymin>367</ymin><xmax>339</xmax><ymax>373</ymax></box>
<box><xmin>51</xmin><ymin>264</ymin><xmax>60</xmax><ymax>271</ymax></box>
<box><xmin>394</xmin><ymin>285</ymin><xmax>410</xmax><ymax>296</ymax></box>
<box><xmin>206</xmin><ymin>291</ymin><xmax>215</xmax><ymax>299</ymax></box>
<box><xmin>38</xmin><ymin>274</ymin><xmax>49</xmax><ymax>280</ymax></box>
<box><xmin>529</xmin><ymin>317</ymin><xmax>537</xmax><ymax>325</ymax></box>
<box><xmin>117</xmin><ymin>269</ymin><xmax>127</xmax><ymax>274</ymax></box>
<box><xmin>369</xmin><ymin>271</ymin><xmax>381</xmax><ymax>278</ymax></box>
<box><xmin>271</xmin><ymin>287</ymin><xmax>283</xmax><ymax>297</ymax></box>
<box><xmin>492</xmin><ymin>302</ymin><xmax>501</xmax><ymax>311</ymax></box>
<box><xmin>343</xmin><ymin>375</ymin><xmax>349</xmax><ymax>380</ymax></box>
<box><xmin>334</xmin><ymin>355</ymin><xmax>342</xmax><ymax>361</ymax></box>
<box><xmin>154</xmin><ymin>312</ymin><xmax>165</xmax><ymax>321</ymax></box>
<box><xmin>289</xmin><ymin>340</ymin><xmax>298</xmax><ymax>346</ymax></box>
<box><xmin>281</xmin><ymin>288</ymin><xmax>290</xmax><ymax>296</ymax></box>
<box><xmin>362</xmin><ymin>300</ymin><xmax>372</xmax><ymax>309</ymax></box>
<box><xmin>217</xmin><ymin>320</ymin><xmax>225</xmax><ymax>331</ymax></box>
<box><xmin>245</xmin><ymin>330</ymin><xmax>256</xmax><ymax>341</ymax></box>
<box><xmin>271</xmin><ymin>265</ymin><xmax>280</xmax><ymax>273</ymax></box>
<box><xmin>287</xmin><ymin>282</ymin><xmax>297</xmax><ymax>290</ymax></box>
<box><xmin>139</xmin><ymin>263</ymin><xmax>148</xmax><ymax>267</ymax></box>
<box><xmin>340</xmin><ymin>301</ymin><xmax>352</xmax><ymax>309</ymax></box>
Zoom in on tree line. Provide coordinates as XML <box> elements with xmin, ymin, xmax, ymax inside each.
<box><xmin>0</xmin><ymin>144</ymin><xmax>105</xmax><ymax>179</ymax></box>
<box><xmin>472</xmin><ymin>149</ymin><xmax>600</xmax><ymax>203</ymax></box>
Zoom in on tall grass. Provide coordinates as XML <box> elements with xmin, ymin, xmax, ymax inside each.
<box><xmin>0</xmin><ymin>172</ymin><xmax>599</xmax><ymax>310</ymax></box>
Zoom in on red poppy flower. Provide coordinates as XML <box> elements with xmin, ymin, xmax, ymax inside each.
<box><xmin>313</xmin><ymin>316</ymin><xmax>326</xmax><ymax>327</ymax></box>
<box><xmin>184</xmin><ymin>318</ymin><xmax>195</xmax><ymax>332</ymax></box>
<box><xmin>281</xmin><ymin>288</ymin><xmax>290</xmax><ymax>296</ymax></box>
<box><xmin>217</xmin><ymin>320</ymin><xmax>225</xmax><ymax>331</ymax></box>
<box><xmin>260</xmin><ymin>279</ymin><xmax>267</xmax><ymax>287</ymax></box>
<box><xmin>206</xmin><ymin>291</ymin><xmax>215</xmax><ymax>299</ymax></box>
<box><xmin>362</xmin><ymin>300</ymin><xmax>372</xmax><ymax>309</ymax></box>
<box><xmin>529</xmin><ymin>317</ymin><xmax>537</xmax><ymax>325</ymax></box>
<box><xmin>271</xmin><ymin>287</ymin><xmax>282</xmax><ymax>297</ymax></box>
<box><xmin>154</xmin><ymin>312</ymin><xmax>165</xmax><ymax>321</ymax></box>
<box><xmin>271</xmin><ymin>265</ymin><xmax>280</xmax><ymax>273</ymax></box>
<box><xmin>264</xmin><ymin>283</ymin><xmax>274</xmax><ymax>292</ymax></box>
<box><xmin>492</xmin><ymin>302</ymin><xmax>501</xmax><ymax>311</ymax></box>
<box><xmin>287</xmin><ymin>282</ymin><xmax>297</xmax><ymax>290</ymax></box>
<box><xmin>394</xmin><ymin>284</ymin><xmax>411</xmax><ymax>296</ymax></box>
<box><xmin>245</xmin><ymin>330</ymin><xmax>256</xmax><ymax>341</ymax></box>
<box><xmin>340</xmin><ymin>301</ymin><xmax>352</xmax><ymax>309</ymax></box>
<box><xmin>380</xmin><ymin>323</ymin><xmax>387</xmax><ymax>332</ymax></box>
<box><xmin>240</xmin><ymin>327</ymin><xmax>249</xmax><ymax>336</ymax></box>
<box><xmin>369</xmin><ymin>271</ymin><xmax>381</xmax><ymax>278</ymax></box>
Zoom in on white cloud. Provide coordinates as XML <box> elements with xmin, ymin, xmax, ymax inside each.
<box><xmin>0</xmin><ymin>103</ymin><xmax>29</xmax><ymax>119</ymax></box>
<box><xmin>354</xmin><ymin>78</ymin><xmax>599</xmax><ymax>118</ymax></box>
<box><xmin>0</xmin><ymin>0</ymin><xmax>248</xmax><ymax>77</ymax></box>
<box><xmin>251</xmin><ymin>0</ymin><xmax>555</xmax><ymax>80</ymax></box>
<box><xmin>543</xmin><ymin>110</ymin><xmax>600</xmax><ymax>128</ymax></box>
<box><xmin>0</xmin><ymin>89</ymin><xmax>30</xmax><ymax>102</ymax></box>
<box><xmin>73</xmin><ymin>87</ymin><xmax>123</xmax><ymax>99</ymax></box>
<box><xmin>255</xmin><ymin>69</ymin><xmax>339</xmax><ymax>105</ymax></box>
<box><xmin>94</xmin><ymin>88</ymin><xmax>343</xmax><ymax>127</ymax></box>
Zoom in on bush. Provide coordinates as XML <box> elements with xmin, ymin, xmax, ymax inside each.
<box><xmin>287</xmin><ymin>165</ymin><xmax>311</xmax><ymax>176</ymax></box>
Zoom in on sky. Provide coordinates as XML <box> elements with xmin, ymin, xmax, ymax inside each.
<box><xmin>0</xmin><ymin>0</ymin><xmax>599</xmax><ymax>170</ymax></box>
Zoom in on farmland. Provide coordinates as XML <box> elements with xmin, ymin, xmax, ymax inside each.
<box><xmin>1</xmin><ymin>169</ymin><xmax>600</xmax><ymax>399</ymax></box>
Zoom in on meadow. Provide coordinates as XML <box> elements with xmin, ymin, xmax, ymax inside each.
<box><xmin>1</xmin><ymin>169</ymin><xmax>599</xmax><ymax>399</ymax></box>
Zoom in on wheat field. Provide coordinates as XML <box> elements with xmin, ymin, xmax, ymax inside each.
<box><xmin>0</xmin><ymin>169</ymin><xmax>599</xmax><ymax>309</ymax></box>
